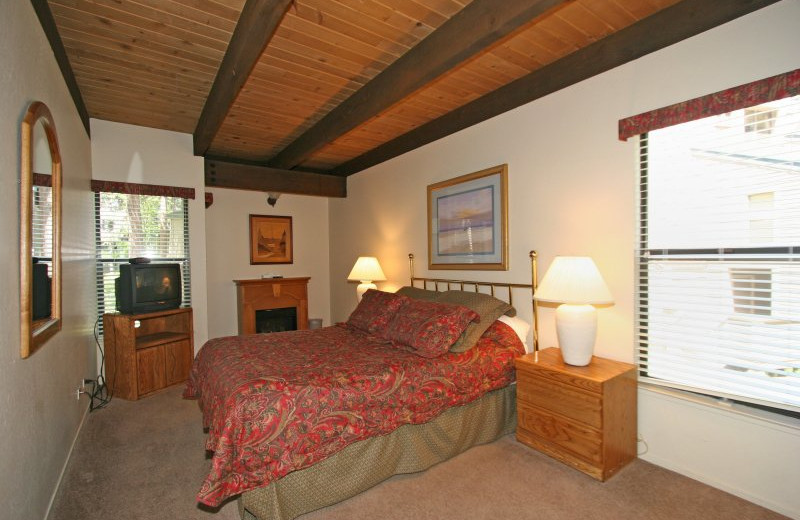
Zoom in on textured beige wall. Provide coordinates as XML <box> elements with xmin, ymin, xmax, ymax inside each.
<box><xmin>204</xmin><ymin>188</ymin><xmax>331</xmax><ymax>340</ymax></box>
<box><xmin>328</xmin><ymin>2</ymin><xmax>800</xmax><ymax>517</ymax></box>
<box><xmin>0</xmin><ymin>3</ymin><xmax>95</xmax><ymax>519</ymax></box>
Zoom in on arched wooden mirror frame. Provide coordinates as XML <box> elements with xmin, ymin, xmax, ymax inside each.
<box><xmin>20</xmin><ymin>101</ymin><xmax>62</xmax><ymax>358</ymax></box>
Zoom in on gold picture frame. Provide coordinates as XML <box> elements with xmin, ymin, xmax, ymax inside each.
<box><xmin>427</xmin><ymin>164</ymin><xmax>508</xmax><ymax>270</ymax></box>
<box><xmin>249</xmin><ymin>215</ymin><xmax>293</xmax><ymax>264</ymax></box>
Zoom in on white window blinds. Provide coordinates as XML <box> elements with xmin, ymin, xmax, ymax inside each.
<box><xmin>637</xmin><ymin>93</ymin><xmax>800</xmax><ymax>413</ymax></box>
<box><xmin>94</xmin><ymin>191</ymin><xmax>191</xmax><ymax>328</ymax></box>
<box><xmin>32</xmin><ymin>180</ymin><xmax>53</xmax><ymax>275</ymax></box>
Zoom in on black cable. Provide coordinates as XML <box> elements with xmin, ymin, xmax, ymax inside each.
<box><xmin>87</xmin><ymin>315</ymin><xmax>112</xmax><ymax>411</ymax></box>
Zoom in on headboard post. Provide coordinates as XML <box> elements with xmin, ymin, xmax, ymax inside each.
<box><xmin>530</xmin><ymin>250</ymin><xmax>539</xmax><ymax>353</ymax></box>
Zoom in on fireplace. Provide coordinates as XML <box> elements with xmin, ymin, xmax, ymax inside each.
<box><xmin>256</xmin><ymin>307</ymin><xmax>297</xmax><ymax>333</ymax></box>
<box><xmin>234</xmin><ymin>277</ymin><xmax>310</xmax><ymax>335</ymax></box>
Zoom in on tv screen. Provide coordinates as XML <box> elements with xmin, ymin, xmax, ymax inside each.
<box><xmin>115</xmin><ymin>263</ymin><xmax>182</xmax><ymax>314</ymax></box>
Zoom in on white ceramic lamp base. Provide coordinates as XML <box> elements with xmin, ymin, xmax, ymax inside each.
<box><xmin>356</xmin><ymin>281</ymin><xmax>377</xmax><ymax>302</ymax></box>
<box><xmin>555</xmin><ymin>303</ymin><xmax>597</xmax><ymax>366</ymax></box>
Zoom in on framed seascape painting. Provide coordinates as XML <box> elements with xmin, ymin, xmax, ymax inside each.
<box><xmin>249</xmin><ymin>215</ymin><xmax>293</xmax><ymax>264</ymax></box>
<box><xmin>427</xmin><ymin>164</ymin><xmax>508</xmax><ymax>270</ymax></box>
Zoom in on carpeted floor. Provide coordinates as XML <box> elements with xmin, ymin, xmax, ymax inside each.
<box><xmin>49</xmin><ymin>385</ymin><xmax>789</xmax><ymax>520</ymax></box>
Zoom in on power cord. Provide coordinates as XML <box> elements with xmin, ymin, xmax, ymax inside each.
<box><xmin>85</xmin><ymin>315</ymin><xmax>112</xmax><ymax>411</ymax></box>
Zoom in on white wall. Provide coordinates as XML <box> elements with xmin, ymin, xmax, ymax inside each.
<box><xmin>90</xmin><ymin>120</ymin><xmax>209</xmax><ymax>349</ymax></box>
<box><xmin>329</xmin><ymin>2</ymin><xmax>800</xmax><ymax>517</ymax></box>
<box><xmin>0</xmin><ymin>3</ymin><xmax>96</xmax><ymax>519</ymax></box>
<box><xmin>205</xmin><ymin>189</ymin><xmax>331</xmax><ymax>339</ymax></box>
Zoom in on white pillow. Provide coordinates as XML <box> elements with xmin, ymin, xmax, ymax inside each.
<box><xmin>498</xmin><ymin>315</ymin><xmax>531</xmax><ymax>353</ymax></box>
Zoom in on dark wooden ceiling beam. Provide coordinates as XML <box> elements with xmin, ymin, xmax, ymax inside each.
<box><xmin>331</xmin><ymin>0</ymin><xmax>780</xmax><ymax>177</ymax></box>
<box><xmin>268</xmin><ymin>0</ymin><xmax>567</xmax><ymax>170</ymax></box>
<box><xmin>205</xmin><ymin>158</ymin><xmax>346</xmax><ymax>198</ymax></box>
<box><xmin>31</xmin><ymin>0</ymin><xmax>90</xmax><ymax>135</ymax></box>
<box><xmin>193</xmin><ymin>0</ymin><xmax>293</xmax><ymax>156</ymax></box>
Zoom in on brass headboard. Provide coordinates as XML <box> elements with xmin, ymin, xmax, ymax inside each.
<box><xmin>407</xmin><ymin>251</ymin><xmax>539</xmax><ymax>352</ymax></box>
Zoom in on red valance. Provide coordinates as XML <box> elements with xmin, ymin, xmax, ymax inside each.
<box><xmin>619</xmin><ymin>69</ymin><xmax>800</xmax><ymax>141</ymax></box>
<box><xmin>205</xmin><ymin>192</ymin><xmax>213</xmax><ymax>208</ymax></box>
<box><xmin>33</xmin><ymin>173</ymin><xmax>52</xmax><ymax>187</ymax></box>
<box><xmin>90</xmin><ymin>179</ymin><xmax>195</xmax><ymax>199</ymax></box>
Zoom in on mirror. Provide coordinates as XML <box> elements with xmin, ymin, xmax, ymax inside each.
<box><xmin>20</xmin><ymin>101</ymin><xmax>62</xmax><ymax>358</ymax></box>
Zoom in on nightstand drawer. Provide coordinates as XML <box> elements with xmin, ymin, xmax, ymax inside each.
<box><xmin>518</xmin><ymin>402</ymin><xmax>602</xmax><ymax>465</ymax></box>
<box><xmin>517</xmin><ymin>372</ymin><xmax>602</xmax><ymax>429</ymax></box>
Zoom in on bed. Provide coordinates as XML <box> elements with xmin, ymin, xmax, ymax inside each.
<box><xmin>185</xmin><ymin>253</ymin><xmax>539</xmax><ymax>520</ymax></box>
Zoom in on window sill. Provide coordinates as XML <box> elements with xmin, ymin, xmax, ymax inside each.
<box><xmin>638</xmin><ymin>381</ymin><xmax>800</xmax><ymax>432</ymax></box>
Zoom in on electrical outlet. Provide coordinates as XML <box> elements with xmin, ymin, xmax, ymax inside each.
<box><xmin>75</xmin><ymin>386</ymin><xmax>82</xmax><ymax>400</ymax></box>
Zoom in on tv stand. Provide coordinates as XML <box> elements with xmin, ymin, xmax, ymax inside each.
<box><xmin>103</xmin><ymin>307</ymin><xmax>193</xmax><ymax>400</ymax></box>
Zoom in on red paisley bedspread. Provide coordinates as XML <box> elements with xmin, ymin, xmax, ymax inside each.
<box><xmin>184</xmin><ymin>320</ymin><xmax>524</xmax><ymax>507</ymax></box>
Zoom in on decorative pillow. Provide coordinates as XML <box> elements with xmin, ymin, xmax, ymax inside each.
<box><xmin>346</xmin><ymin>289</ymin><xmax>408</xmax><ymax>335</ymax></box>
<box><xmin>384</xmin><ymin>299</ymin><xmax>478</xmax><ymax>358</ymax></box>
<box><xmin>435</xmin><ymin>290</ymin><xmax>515</xmax><ymax>352</ymax></box>
<box><xmin>498</xmin><ymin>315</ymin><xmax>531</xmax><ymax>353</ymax></box>
<box><xmin>395</xmin><ymin>285</ymin><xmax>440</xmax><ymax>301</ymax></box>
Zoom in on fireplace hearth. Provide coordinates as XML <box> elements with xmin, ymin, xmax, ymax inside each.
<box><xmin>234</xmin><ymin>277</ymin><xmax>310</xmax><ymax>335</ymax></box>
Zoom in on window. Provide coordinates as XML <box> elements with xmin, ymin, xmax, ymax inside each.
<box><xmin>627</xmin><ymin>71</ymin><xmax>800</xmax><ymax>414</ymax></box>
<box><xmin>93</xmin><ymin>182</ymin><xmax>193</xmax><ymax>331</ymax></box>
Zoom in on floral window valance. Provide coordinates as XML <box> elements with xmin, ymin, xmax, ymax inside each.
<box><xmin>90</xmin><ymin>179</ymin><xmax>195</xmax><ymax>200</ymax></box>
<box><xmin>618</xmin><ymin>68</ymin><xmax>800</xmax><ymax>141</ymax></box>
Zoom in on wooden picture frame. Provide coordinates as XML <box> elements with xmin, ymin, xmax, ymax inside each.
<box><xmin>249</xmin><ymin>215</ymin><xmax>293</xmax><ymax>264</ymax></box>
<box><xmin>427</xmin><ymin>164</ymin><xmax>508</xmax><ymax>270</ymax></box>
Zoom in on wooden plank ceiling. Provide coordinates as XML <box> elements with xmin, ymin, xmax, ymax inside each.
<box><xmin>41</xmin><ymin>0</ymin><xmax>779</xmax><ymax>196</ymax></box>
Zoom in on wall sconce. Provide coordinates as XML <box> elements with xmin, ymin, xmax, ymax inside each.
<box><xmin>267</xmin><ymin>192</ymin><xmax>281</xmax><ymax>206</ymax></box>
<box><xmin>347</xmin><ymin>256</ymin><xmax>386</xmax><ymax>302</ymax></box>
<box><xmin>534</xmin><ymin>256</ymin><xmax>613</xmax><ymax>366</ymax></box>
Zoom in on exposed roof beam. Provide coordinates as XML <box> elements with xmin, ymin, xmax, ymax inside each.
<box><xmin>31</xmin><ymin>0</ymin><xmax>90</xmax><ymax>135</ymax></box>
<box><xmin>193</xmin><ymin>0</ymin><xmax>293</xmax><ymax>156</ymax></box>
<box><xmin>268</xmin><ymin>0</ymin><xmax>567</xmax><ymax>170</ymax></box>
<box><xmin>331</xmin><ymin>0</ymin><xmax>780</xmax><ymax>177</ymax></box>
<box><xmin>205</xmin><ymin>158</ymin><xmax>346</xmax><ymax>198</ymax></box>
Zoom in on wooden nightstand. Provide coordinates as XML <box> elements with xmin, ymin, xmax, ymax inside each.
<box><xmin>515</xmin><ymin>347</ymin><xmax>637</xmax><ymax>481</ymax></box>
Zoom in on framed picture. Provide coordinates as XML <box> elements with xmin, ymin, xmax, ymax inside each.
<box><xmin>427</xmin><ymin>164</ymin><xmax>508</xmax><ymax>270</ymax></box>
<box><xmin>249</xmin><ymin>215</ymin><xmax>293</xmax><ymax>264</ymax></box>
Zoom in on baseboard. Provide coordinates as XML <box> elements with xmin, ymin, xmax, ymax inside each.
<box><xmin>43</xmin><ymin>402</ymin><xmax>90</xmax><ymax>520</ymax></box>
<box><xmin>642</xmin><ymin>453</ymin><xmax>797</xmax><ymax>520</ymax></box>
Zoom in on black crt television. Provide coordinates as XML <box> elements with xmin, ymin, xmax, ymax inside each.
<box><xmin>115</xmin><ymin>263</ymin><xmax>182</xmax><ymax>314</ymax></box>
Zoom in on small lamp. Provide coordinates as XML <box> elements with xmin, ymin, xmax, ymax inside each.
<box><xmin>534</xmin><ymin>256</ymin><xmax>613</xmax><ymax>366</ymax></box>
<box><xmin>347</xmin><ymin>257</ymin><xmax>386</xmax><ymax>302</ymax></box>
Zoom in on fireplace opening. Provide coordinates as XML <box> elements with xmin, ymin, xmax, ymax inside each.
<box><xmin>255</xmin><ymin>307</ymin><xmax>297</xmax><ymax>334</ymax></box>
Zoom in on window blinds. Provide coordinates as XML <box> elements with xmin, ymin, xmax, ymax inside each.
<box><xmin>94</xmin><ymin>191</ymin><xmax>191</xmax><ymax>329</ymax></box>
<box><xmin>32</xmin><ymin>183</ymin><xmax>53</xmax><ymax>277</ymax></box>
<box><xmin>637</xmin><ymin>94</ymin><xmax>800</xmax><ymax>413</ymax></box>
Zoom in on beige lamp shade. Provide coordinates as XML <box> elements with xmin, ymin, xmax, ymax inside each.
<box><xmin>534</xmin><ymin>256</ymin><xmax>613</xmax><ymax>366</ymax></box>
<box><xmin>534</xmin><ymin>256</ymin><xmax>613</xmax><ymax>305</ymax></box>
<box><xmin>347</xmin><ymin>257</ymin><xmax>386</xmax><ymax>301</ymax></box>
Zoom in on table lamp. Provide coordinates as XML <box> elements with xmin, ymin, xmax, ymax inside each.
<box><xmin>347</xmin><ymin>256</ymin><xmax>386</xmax><ymax>302</ymax></box>
<box><xmin>534</xmin><ymin>256</ymin><xmax>613</xmax><ymax>366</ymax></box>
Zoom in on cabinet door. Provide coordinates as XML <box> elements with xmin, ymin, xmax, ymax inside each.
<box><xmin>164</xmin><ymin>340</ymin><xmax>192</xmax><ymax>385</ymax></box>
<box><xmin>137</xmin><ymin>346</ymin><xmax>166</xmax><ymax>396</ymax></box>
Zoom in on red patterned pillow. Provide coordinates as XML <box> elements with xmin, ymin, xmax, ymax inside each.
<box><xmin>346</xmin><ymin>289</ymin><xmax>408</xmax><ymax>334</ymax></box>
<box><xmin>384</xmin><ymin>299</ymin><xmax>479</xmax><ymax>358</ymax></box>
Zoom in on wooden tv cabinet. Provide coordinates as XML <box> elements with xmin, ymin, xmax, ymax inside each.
<box><xmin>103</xmin><ymin>307</ymin><xmax>194</xmax><ymax>400</ymax></box>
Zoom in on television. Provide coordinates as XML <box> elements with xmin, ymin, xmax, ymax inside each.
<box><xmin>32</xmin><ymin>259</ymin><xmax>51</xmax><ymax>320</ymax></box>
<box><xmin>115</xmin><ymin>263</ymin><xmax>182</xmax><ymax>314</ymax></box>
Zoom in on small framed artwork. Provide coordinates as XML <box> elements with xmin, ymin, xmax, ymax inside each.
<box><xmin>427</xmin><ymin>164</ymin><xmax>508</xmax><ymax>270</ymax></box>
<box><xmin>249</xmin><ymin>215</ymin><xmax>293</xmax><ymax>264</ymax></box>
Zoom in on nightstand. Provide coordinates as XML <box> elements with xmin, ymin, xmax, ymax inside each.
<box><xmin>515</xmin><ymin>347</ymin><xmax>637</xmax><ymax>481</ymax></box>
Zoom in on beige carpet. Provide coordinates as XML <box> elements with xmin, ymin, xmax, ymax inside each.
<box><xmin>49</xmin><ymin>385</ymin><xmax>789</xmax><ymax>520</ymax></box>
